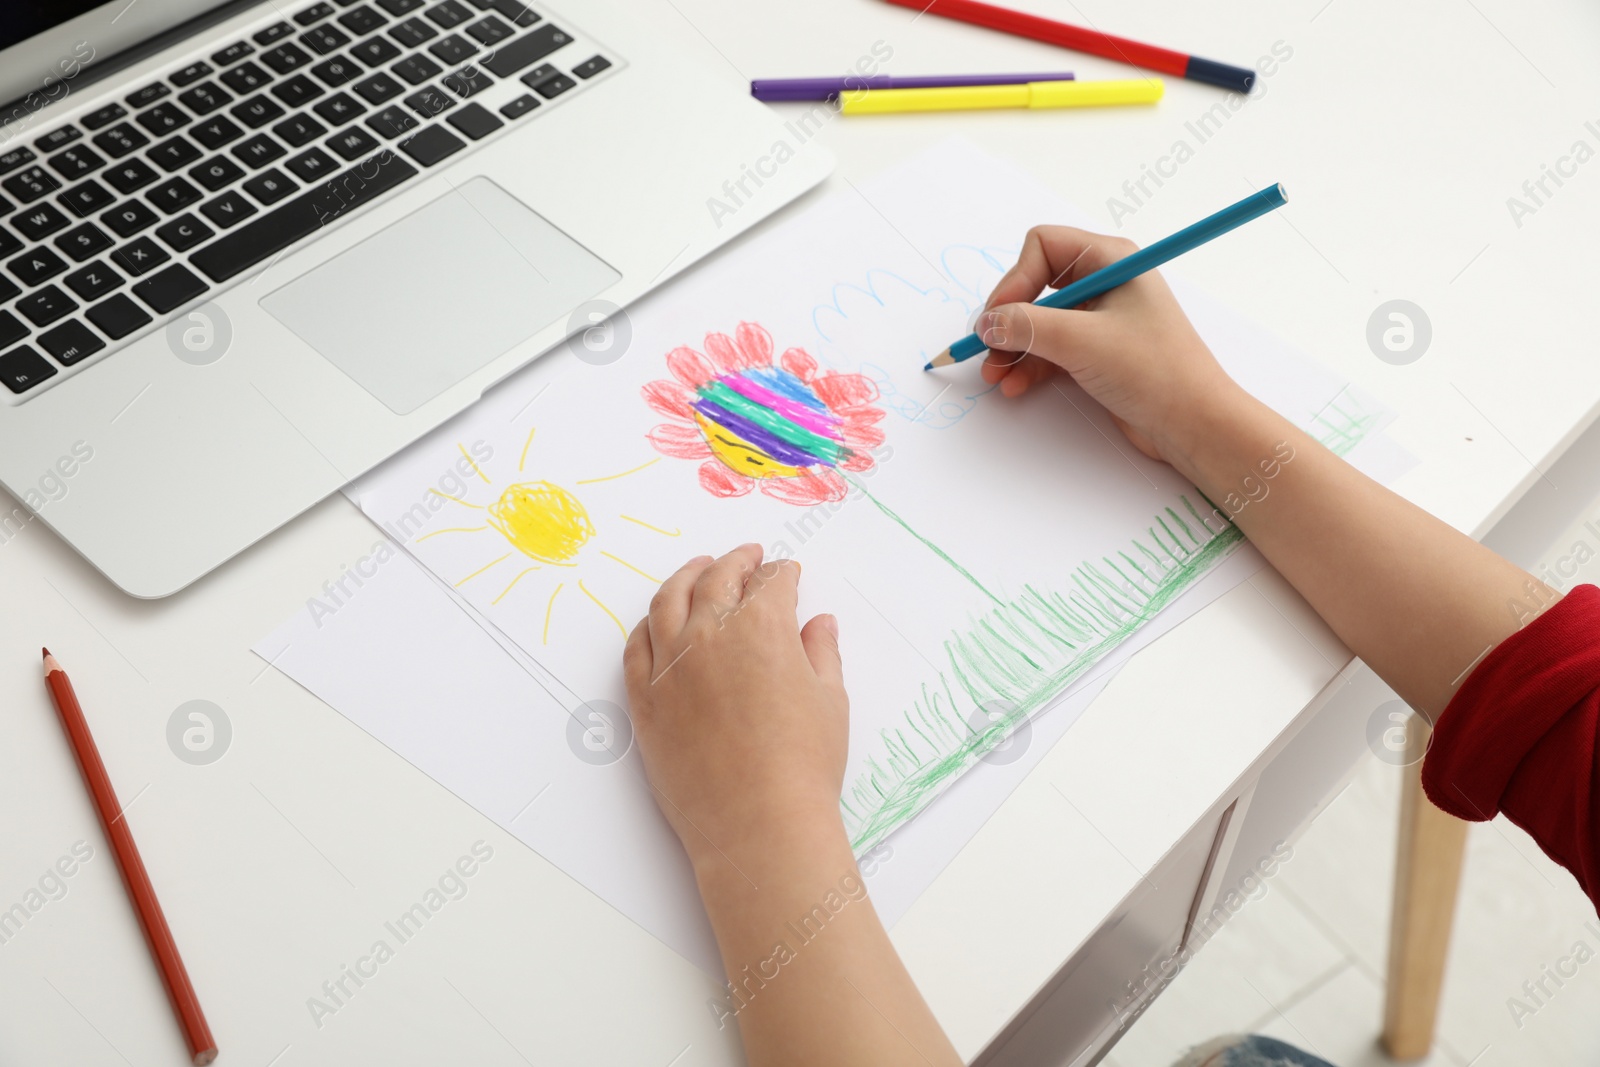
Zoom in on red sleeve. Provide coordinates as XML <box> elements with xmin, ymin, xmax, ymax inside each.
<box><xmin>1421</xmin><ymin>583</ymin><xmax>1600</xmax><ymax>911</ymax></box>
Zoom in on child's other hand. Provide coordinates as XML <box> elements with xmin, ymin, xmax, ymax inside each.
<box><xmin>978</xmin><ymin>226</ymin><xmax>1241</xmax><ymax>464</ymax></box>
<box><xmin>623</xmin><ymin>544</ymin><xmax>849</xmax><ymax>876</ymax></box>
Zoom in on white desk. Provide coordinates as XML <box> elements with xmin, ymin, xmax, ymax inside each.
<box><xmin>5</xmin><ymin>0</ymin><xmax>1599</xmax><ymax>1063</ymax></box>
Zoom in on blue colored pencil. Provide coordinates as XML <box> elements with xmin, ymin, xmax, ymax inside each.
<box><xmin>926</xmin><ymin>183</ymin><xmax>1288</xmax><ymax>369</ymax></box>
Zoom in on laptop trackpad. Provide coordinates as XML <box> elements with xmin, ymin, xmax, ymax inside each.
<box><xmin>261</xmin><ymin>176</ymin><xmax>621</xmax><ymax>414</ymax></box>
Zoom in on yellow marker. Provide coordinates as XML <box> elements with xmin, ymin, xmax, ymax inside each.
<box><xmin>840</xmin><ymin>78</ymin><xmax>1163</xmax><ymax>115</ymax></box>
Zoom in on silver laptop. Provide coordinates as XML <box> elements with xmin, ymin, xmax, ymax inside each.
<box><xmin>0</xmin><ymin>0</ymin><xmax>832</xmax><ymax>596</ymax></box>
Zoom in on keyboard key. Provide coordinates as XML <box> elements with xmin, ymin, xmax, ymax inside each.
<box><xmin>499</xmin><ymin>93</ymin><xmax>539</xmax><ymax>119</ymax></box>
<box><xmin>132</xmin><ymin>263</ymin><xmax>207</xmax><ymax>313</ymax></box>
<box><xmin>13</xmin><ymin>202</ymin><xmax>71</xmax><ymax>241</ymax></box>
<box><xmin>54</xmin><ymin>222</ymin><xmax>114</xmax><ymax>261</ymax></box>
<box><xmin>191</xmin><ymin>116</ymin><xmax>245</xmax><ymax>150</ymax></box>
<box><xmin>486</xmin><ymin>0</ymin><xmax>539</xmax><ymax>27</ymax></box>
<box><xmin>64</xmin><ymin>260</ymin><xmax>124</xmax><ymax>300</ymax></box>
<box><xmin>231</xmin><ymin>93</ymin><xmax>287</xmax><ymax>128</ymax></box>
<box><xmin>0</xmin><ymin>273</ymin><xmax>19</xmax><ymax>301</ymax></box>
<box><xmin>353</xmin><ymin>71</ymin><xmax>404</xmax><ymax>105</ymax></box>
<box><xmin>441</xmin><ymin>65</ymin><xmax>491</xmax><ymax>97</ymax></box>
<box><xmin>91</xmin><ymin>123</ymin><xmax>150</xmax><ymax>159</ymax></box>
<box><xmin>190</xmin><ymin>156</ymin><xmax>246</xmax><ymax>191</ymax></box>
<box><xmin>243</xmin><ymin>169</ymin><xmax>298</xmax><ymax>204</ymax></box>
<box><xmin>47</xmin><ymin>145</ymin><xmax>105</xmax><ymax>181</ymax></box>
<box><xmin>38</xmin><ymin>319</ymin><xmax>105</xmax><ymax>366</ymax></box>
<box><xmin>212</xmin><ymin>40</ymin><xmax>256</xmax><ymax>66</ymax></box>
<box><xmin>192</xmin><ymin>150</ymin><xmax>416</xmax><ymax>281</ymax></box>
<box><xmin>366</xmin><ymin>106</ymin><xmax>419</xmax><ymax>139</ymax></box>
<box><xmin>261</xmin><ymin>42</ymin><xmax>313</xmax><ymax>75</ymax></box>
<box><xmin>285</xmin><ymin>146</ymin><xmax>338</xmax><ymax>182</ymax></box>
<box><xmin>148</xmin><ymin>135</ymin><xmax>203</xmax><ymax>171</ymax></box>
<box><xmin>403</xmin><ymin>86</ymin><xmax>455</xmax><ymax>117</ymax></box>
<box><xmin>425</xmin><ymin>1</ymin><xmax>472</xmax><ymax>28</ymax></box>
<box><xmin>0</xmin><ymin>229</ymin><xmax>19</xmax><ymax>259</ymax></box>
<box><xmin>37</xmin><ymin>126</ymin><xmax>83</xmax><ymax>152</ymax></box>
<box><xmin>81</xmin><ymin>104</ymin><xmax>127</xmax><ymax>131</ymax></box>
<box><xmin>296</xmin><ymin>2</ymin><xmax>336</xmax><ymax>26</ymax></box>
<box><xmin>445</xmin><ymin>101</ymin><xmax>502</xmax><ymax>139</ymax></box>
<box><xmin>465</xmin><ymin>15</ymin><xmax>513</xmax><ymax>45</ymax></box>
<box><xmin>0</xmin><ymin>148</ymin><xmax>36</xmax><ymax>175</ymax></box>
<box><xmin>103</xmin><ymin>158</ymin><xmax>160</xmax><ymax>194</ymax></box>
<box><xmin>312</xmin><ymin>55</ymin><xmax>364</xmax><ymax>86</ymax></box>
<box><xmin>16</xmin><ymin>286</ymin><xmax>77</xmax><ymax>327</ymax></box>
<box><xmin>254</xmin><ymin>21</ymin><xmax>295</xmax><ymax>45</ymax></box>
<box><xmin>271</xmin><ymin>74</ymin><xmax>326</xmax><ymax>108</ymax></box>
<box><xmin>155</xmin><ymin>214</ymin><xmax>214</xmax><ymax>251</ymax></box>
<box><xmin>200</xmin><ymin>189</ymin><xmax>259</xmax><ymax>228</ymax></box>
<box><xmin>571</xmin><ymin>54</ymin><xmax>611</xmax><ymax>79</ymax></box>
<box><xmin>393</xmin><ymin>54</ymin><xmax>443</xmax><ymax>86</ymax></box>
<box><xmin>9</xmin><ymin>246</ymin><xmax>69</xmax><ymax>285</ymax></box>
<box><xmin>428</xmin><ymin>34</ymin><xmax>477</xmax><ymax>64</ymax></box>
<box><xmin>233</xmin><ymin>133</ymin><xmax>287</xmax><ymax>168</ymax></box>
<box><xmin>530</xmin><ymin>71</ymin><xmax>575</xmax><ymax>98</ymax></box>
<box><xmin>137</xmin><ymin>104</ymin><xmax>191</xmax><ymax>135</ymax></box>
<box><xmin>272</xmin><ymin>114</ymin><xmax>328</xmax><ymax>148</ymax></box>
<box><xmin>480</xmin><ymin>24</ymin><xmax>570</xmax><ymax>78</ymax></box>
<box><xmin>325</xmin><ymin>126</ymin><xmax>380</xmax><ymax>160</ymax></box>
<box><xmin>398</xmin><ymin>124</ymin><xmax>464</xmax><ymax>166</ymax></box>
<box><xmin>377</xmin><ymin>0</ymin><xmax>425</xmax><ymax>13</ymax></box>
<box><xmin>111</xmin><ymin>236</ymin><xmax>171</xmax><ymax>275</ymax></box>
<box><xmin>0</xmin><ymin>192</ymin><xmax>11</xmax><ymax>217</ymax></box>
<box><xmin>220</xmin><ymin>62</ymin><xmax>273</xmax><ymax>95</ymax></box>
<box><xmin>4</xmin><ymin>166</ymin><xmax>62</xmax><ymax>203</ymax></box>
<box><xmin>101</xmin><ymin>200</ymin><xmax>161</xmax><ymax>238</ymax></box>
<box><xmin>178</xmin><ymin>81</ymin><xmax>233</xmax><ymax>115</ymax></box>
<box><xmin>350</xmin><ymin>35</ymin><xmax>402</xmax><ymax>66</ymax></box>
<box><xmin>127</xmin><ymin>82</ymin><xmax>172</xmax><ymax>108</ymax></box>
<box><xmin>314</xmin><ymin>92</ymin><xmax>366</xmax><ymax>125</ymax></box>
<box><xmin>301</xmin><ymin>24</ymin><xmax>352</xmax><ymax>54</ymax></box>
<box><xmin>87</xmin><ymin>293</ymin><xmax>153</xmax><ymax>339</ymax></box>
<box><xmin>172</xmin><ymin>61</ymin><xmax>215</xmax><ymax>87</ymax></box>
<box><xmin>388</xmin><ymin>17</ymin><xmax>437</xmax><ymax>47</ymax></box>
<box><xmin>148</xmin><ymin>176</ymin><xmax>203</xmax><ymax>213</ymax></box>
<box><xmin>60</xmin><ymin>179</ymin><xmax>118</xmax><ymax>218</ymax></box>
<box><xmin>0</xmin><ymin>310</ymin><xmax>25</xmax><ymax>349</ymax></box>
<box><xmin>0</xmin><ymin>346</ymin><xmax>56</xmax><ymax>393</ymax></box>
<box><xmin>339</xmin><ymin>5</ymin><xmax>388</xmax><ymax>34</ymax></box>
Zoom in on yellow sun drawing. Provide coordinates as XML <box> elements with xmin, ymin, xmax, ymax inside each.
<box><xmin>417</xmin><ymin>428</ymin><xmax>679</xmax><ymax>643</ymax></box>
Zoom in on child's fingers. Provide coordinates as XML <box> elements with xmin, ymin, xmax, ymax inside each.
<box><xmin>623</xmin><ymin>617</ymin><xmax>653</xmax><ymax>693</ymax></box>
<box><xmin>692</xmin><ymin>543</ymin><xmax>764</xmax><ymax>623</ymax></box>
<box><xmin>649</xmin><ymin>553</ymin><xmax>714</xmax><ymax>646</ymax></box>
<box><xmin>988</xmin><ymin>302</ymin><xmax>1098</xmax><ymax>371</ymax></box>
<box><xmin>985</xmin><ymin>226</ymin><xmax>1137</xmax><ymax>312</ymax></box>
<box><xmin>998</xmin><ymin>354</ymin><xmax>1059</xmax><ymax>397</ymax></box>
<box><xmin>800</xmin><ymin>614</ymin><xmax>845</xmax><ymax>693</ymax></box>
<box><xmin>748</xmin><ymin>557</ymin><xmax>802</xmax><ymax>622</ymax></box>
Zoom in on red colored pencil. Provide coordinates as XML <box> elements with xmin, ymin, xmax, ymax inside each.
<box><xmin>42</xmin><ymin>649</ymin><xmax>217</xmax><ymax>1066</ymax></box>
<box><xmin>881</xmin><ymin>0</ymin><xmax>1256</xmax><ymax>94</ymax></box>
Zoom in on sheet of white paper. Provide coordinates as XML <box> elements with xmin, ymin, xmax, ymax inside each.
<box><xmin>263</xmin><ymin>138</ymin><xmax>1398</xmax><ymax>972</ymax></box>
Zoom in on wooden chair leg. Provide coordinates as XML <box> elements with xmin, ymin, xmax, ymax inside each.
<box><xmin>1382</xmin><ymin>751</ymin><xmax>1469</xmax><ymax>1060</ymax></box>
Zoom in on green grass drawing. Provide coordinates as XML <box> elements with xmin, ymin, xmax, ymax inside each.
<box><xmin>839</xmin><ymin>390</ymin><xmax>1381</xmax><ymax>851</ymax></box>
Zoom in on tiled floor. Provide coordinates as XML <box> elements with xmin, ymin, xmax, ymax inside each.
<box><xmin>1103</xmin><ymin>752</ymin><xmax>1600</xmax><ymax>1067</ymax></box>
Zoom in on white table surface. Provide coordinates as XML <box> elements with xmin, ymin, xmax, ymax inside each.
<box><xmin>4</xmin><ymin>0</ymin><xmax>1598</xmax><ymax>1063</ymax></box>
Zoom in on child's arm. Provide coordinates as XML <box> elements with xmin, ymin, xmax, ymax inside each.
<box><xmin>623</xmin><ymin>546</ymin><xmax>962</xmax><ymax>1067</ymax></box>
<box><xmin>977</xmin><ymin>225</ymin><xmax>1557</xmax><ymax>717</ymax></box>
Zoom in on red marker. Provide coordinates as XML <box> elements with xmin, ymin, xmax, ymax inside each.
<box><xmin>43</xmin><ymin>649</ymin><xmax>217</xmax><ymax>1065</ymax></box>
<box><xmin>881</xmin><ymin>0</ymin><xmax>1256</xmax><ymax>94</ymax></box>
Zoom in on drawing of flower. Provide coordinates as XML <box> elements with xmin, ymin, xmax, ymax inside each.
<box><xmin>641</xmin><ymin>322</ymin><xmax>886</xmax><ymax>505</ymax></box>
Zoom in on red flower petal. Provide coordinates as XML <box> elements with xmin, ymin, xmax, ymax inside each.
<box><xmin>641</xmin><ymin>379</ymin><xmax>695</xmax><ymax>420</ymax></box>
<box><xmin>736</xmin><ymin>322</ymin><xmax>774</xmax><ymax>367</ymax></box>
<box><xmin>842</xmin><ymin>422</ymin><xmax>886</xmax><ymax>451</ymax></box>
<box><xmin>780</xmin><ymin>346</ymin><xmax>818</xmax><ymax>382</ymax></box>
<box><xmin>839</xmin><ymin>451</ymin><xmax>875</xmax><ymax>473</ymax></box>
<box><xmin>699</xmin><ymin>459</ymin><xmax>754</xmax><ymax>497</ymax></box>
<box><xmin>667</xmin><ymin>346</ymin><xmax>716</xmax><ymax>389</ymax></box>
<box><xmin>813</xmin><ymin>372</ymin><xmax>879</xmax><ymax>411</ymax></box>
<box><xmin>648</xmin><ymin>422</ymin><xmax>712</xmax><ymax>459</ymax></box>
<box><xmin>761</xmin><ymin>468</ymin><xmax>848</xmax><ymax>505</ymax></box>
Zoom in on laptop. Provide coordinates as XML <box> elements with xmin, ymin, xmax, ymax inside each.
<box><xmin>0</xmin><ymin>0</ymin><xmax>833</xmax><ymax>597</ymax></box>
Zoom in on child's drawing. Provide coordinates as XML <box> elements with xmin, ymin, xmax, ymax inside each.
<box><xmin>641</xmin><ymin>322</ymin><xmax>886</xmax><ymax>506</ymax></box>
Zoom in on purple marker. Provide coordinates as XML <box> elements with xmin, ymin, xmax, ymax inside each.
<box><xmin>750</xmin><ymin>72</ymin><xmax>1075</xmax><ymax>102</ymax></box>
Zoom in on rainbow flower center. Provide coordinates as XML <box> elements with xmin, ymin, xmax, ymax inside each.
<box><xmin>690</xmin><ymin>367</ymin><xmax>851</xmax><ymax>480</ymax></box>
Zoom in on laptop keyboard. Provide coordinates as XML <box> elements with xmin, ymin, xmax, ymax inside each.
<box><xmin>0</xmin><ymin>0</ymin><xmax>617</xmax><ymax>401</ymax></box>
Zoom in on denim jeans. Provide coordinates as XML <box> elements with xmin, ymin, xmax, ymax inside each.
<box><xmin>1183</xmin><ymin>1034</ymin><xmax>1338</xmax><ymax>1067</ymax></box>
